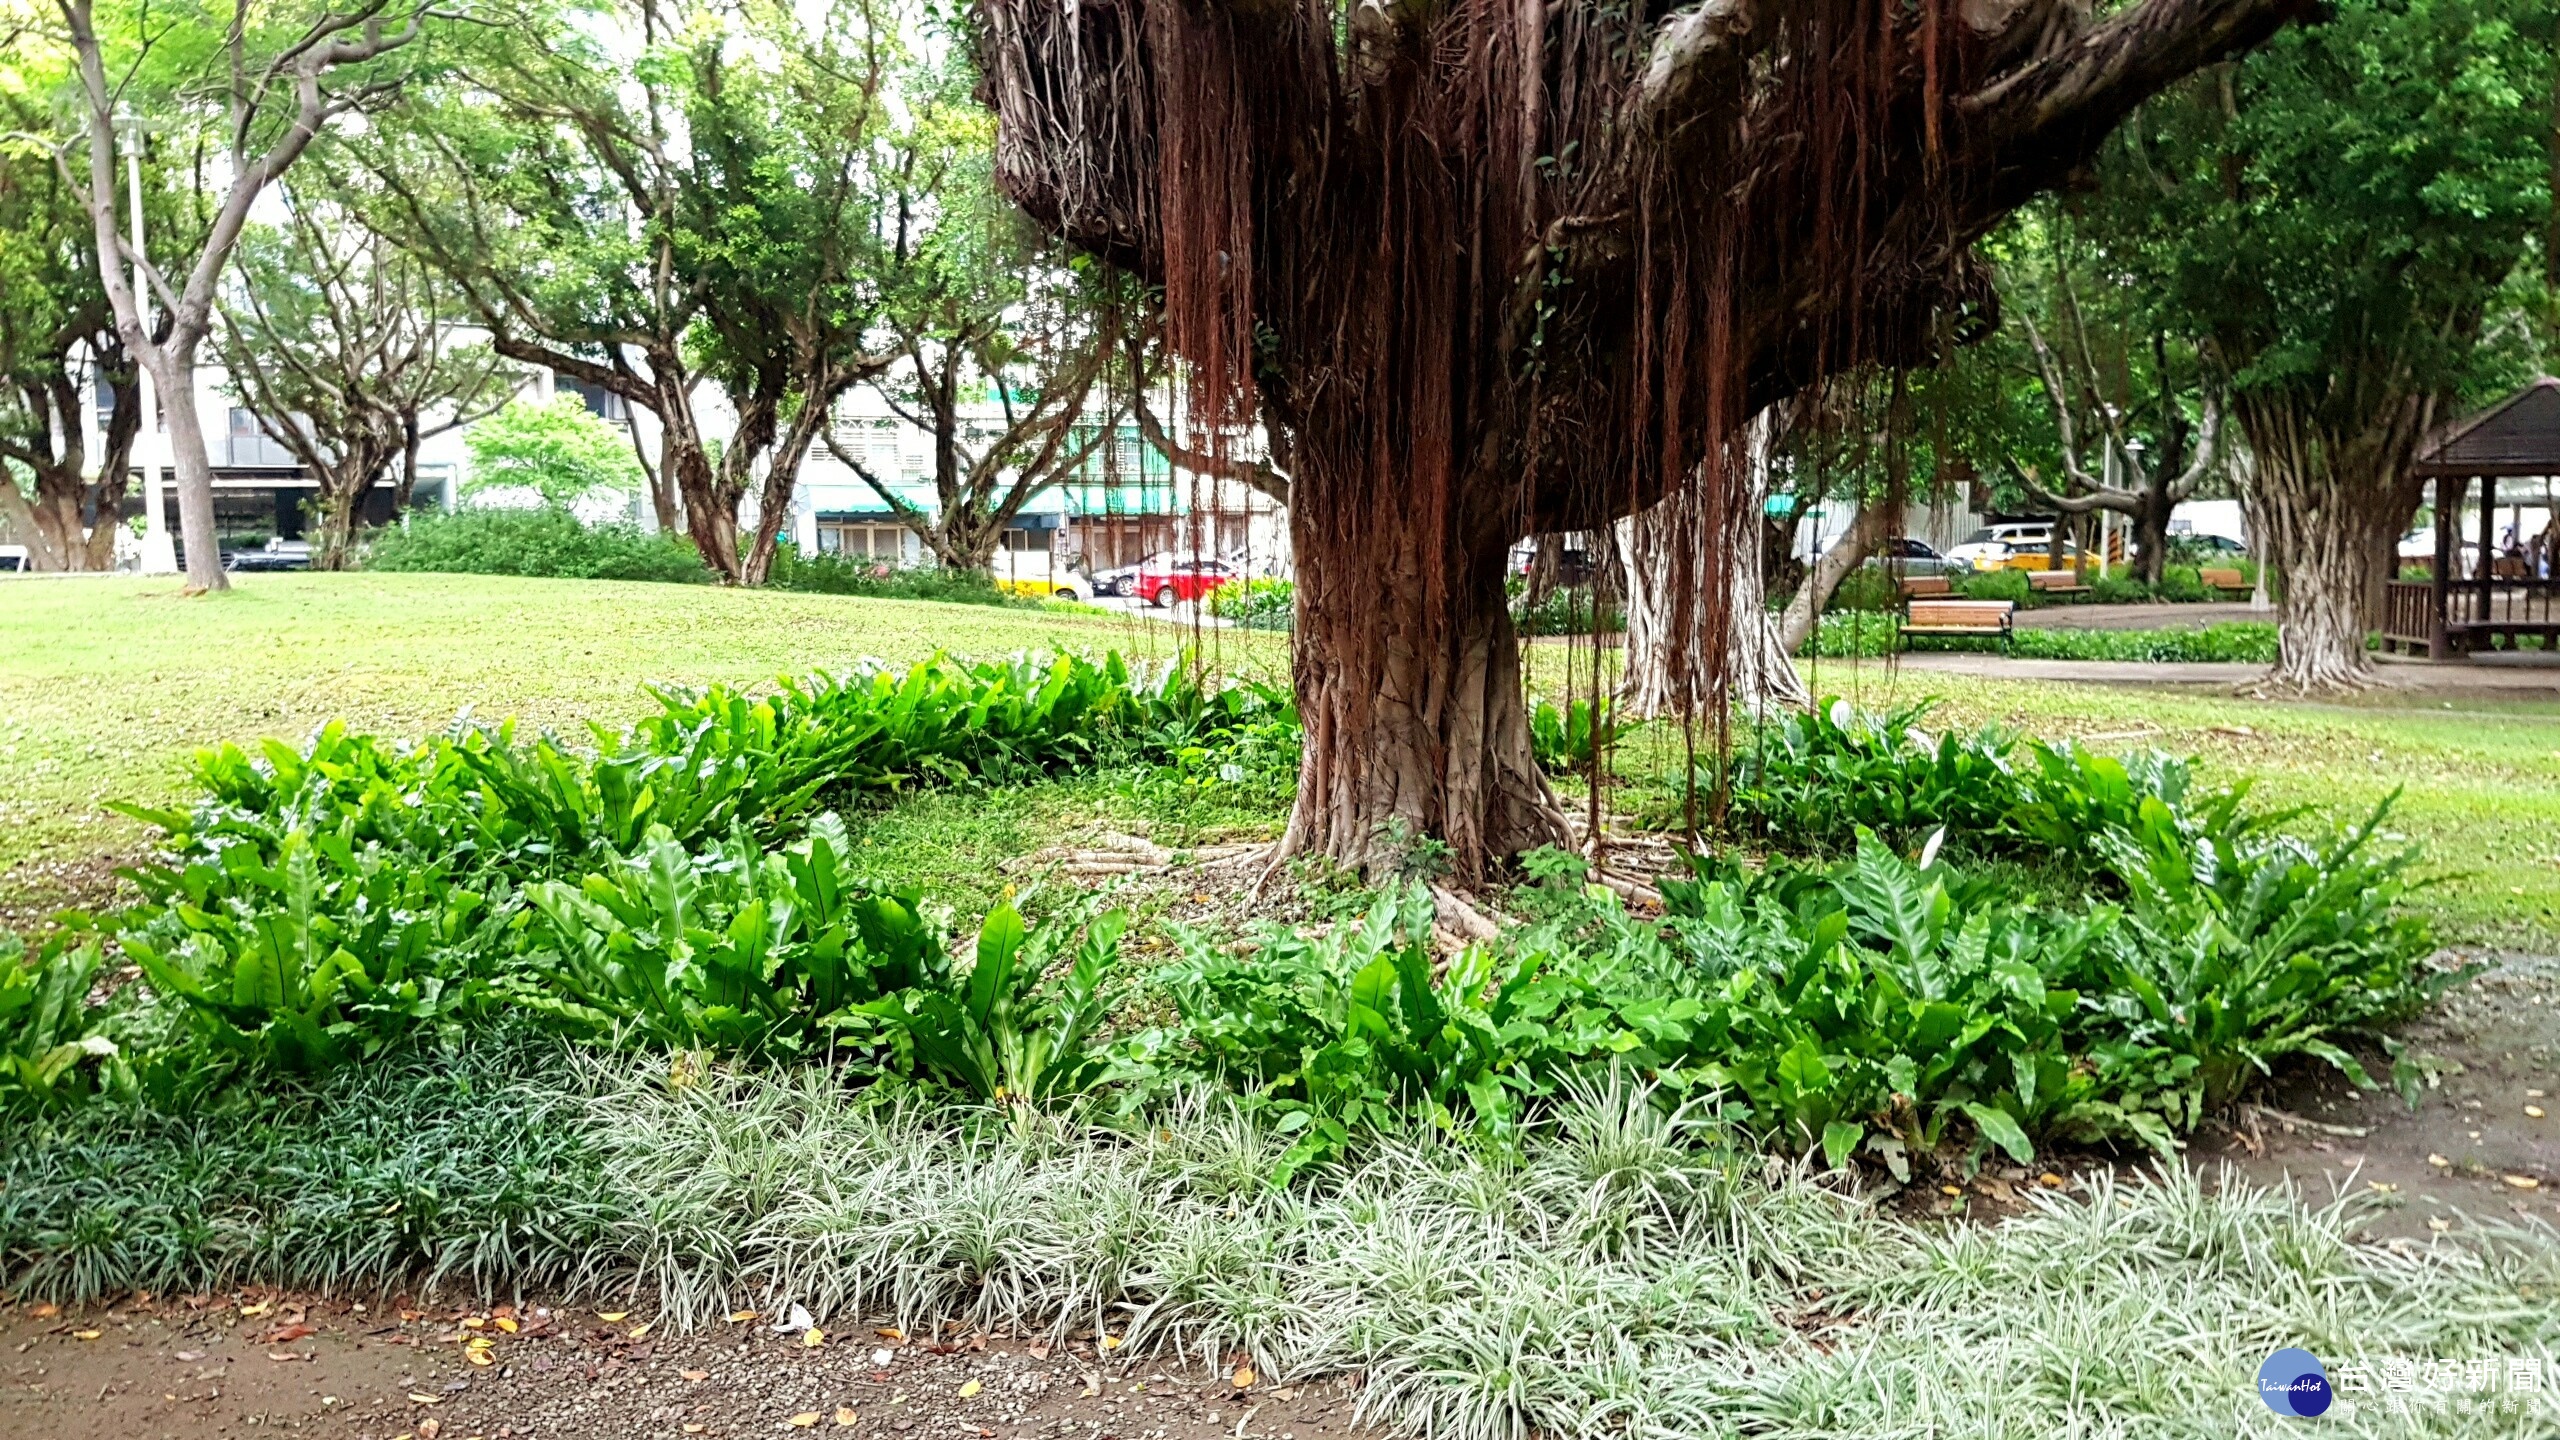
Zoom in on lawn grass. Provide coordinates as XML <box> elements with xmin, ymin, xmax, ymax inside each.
<box><xmin>0</xmin><ymin>572</ymin><xmax>1279</xmax><ymax>914</ymax></box>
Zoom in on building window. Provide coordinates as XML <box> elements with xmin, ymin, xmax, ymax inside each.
<box><xmin>819</xmin><ymin>523</ymin><xmax>906</xmax><ymax>560</ymax></box>
<box><xmin>556</xmin><ymin>373</ymin><xmax>626</xmax><ymax>421</ymax></box>
<box><xmin>1001</xmin><ymin>527</ymin><xmax>1051</xmax><ymax>553</ymax></box>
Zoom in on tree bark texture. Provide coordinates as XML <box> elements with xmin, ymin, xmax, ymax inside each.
<box><xmin>2235</xmin><ymin>388</ymin><xmax>2436</xmax><ymax>692</ymax></box>
<box><xmin>978</xmin><ymin>0</ymin><xmax>2310</xmax><ymax>878</ymax></box>
<box><xmin>1618</xmin><ymin>411</ymin><xmax>1805</xmax><ymax>718</ymax></box>
<box><xmin>1280</xmin><ymin>447</ymin><xmax>1569</xmax><ymax>882</ymax></box>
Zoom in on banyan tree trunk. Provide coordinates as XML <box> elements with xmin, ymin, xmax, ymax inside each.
<box><xmin>1277</xmin><ymin>455</ymin><xmax>1570</xmax><ymax>886</ymax></box>
<box><xmin>1618</xmin><ymin>413</ymin><xmax>1806</xmax><ymax>718</ymax></box>
<box><xmin>2239</xmin><ymin>390</ymin><xmax>2433</xmax><ymax>693</ymax></box>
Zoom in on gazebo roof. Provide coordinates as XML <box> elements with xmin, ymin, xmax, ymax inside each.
<box><xmin>2413</xmin><ymin>376</ymin><xmax>2560</xmax><ymax>478</ymax></box>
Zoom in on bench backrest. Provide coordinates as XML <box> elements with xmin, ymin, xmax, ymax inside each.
<box><xmin>1907</xmin><ymin>599</ymin><xmax>2014</xmax><ymax>627</ymax></box>
<box><xmin>2027</xmin><ymin>569</ymin><xmax>2084</xmax><ymax>589</ymax></box>
<box><xmin>1899</xmin><ymin>575</ymin><xmax>1952</xmax><ymax>597</ymax></box>
<box><xmin>2200</xmin><ymin>567</ymin><xmax>2246</xmax><ymax>588</ymax></box>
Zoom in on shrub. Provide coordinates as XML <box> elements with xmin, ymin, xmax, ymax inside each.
<box><xmin>1950</xmin><ymin>567</ymin><xmax>2033</xmax><ymax>605</ymax></box>
<box><xmin>764</xmin><ymin>548</ymin><xmax>1036</xmax><ymax>608</ymax></box>
<box><xmin>2090</xmin><ymin>571</ymin><xmax>2153</xmax><ymax>605</ymax></box>
<box><xmin>1828</xmin><ymin>565</ymin><xmax>1905</xmax><ymax>613</ymax></box>
<box><xmin>2009</xmin><ymin>623</ymin><xmax>2278</xmax><ymax>663</ymax></box>
<box><xmin>1725</xmin><ymin>698</ymin><xmax>2021</xmax><ymax>851</ymax></box>
<box><xmin>365</xmin><ymin>506</ymin><xmax>709</xmax><ymax>583</ymax></box>
<box><xmin>1528</xmin><ymin>695</ymin><xmax>1623</xmax><ymax>774</ymax></box>
<box><xmin>1510</xmin><ymin>583</ymin><xmax>1623</xmax><ymax>636</ymax></box>
<box><xmin>0</xmin><ymin>928</ymin><xmax>130</xmax><ymax>1114</ymax></box>
<box><xmin>2155</xmin><ymin>563</ymin><xmax>2213</xmax><ymax>603</ymax></box>
<box><xmin>1207</xmin><ymin>576</ymin><xmax>1296</xmax><ymax>629</ymax></box>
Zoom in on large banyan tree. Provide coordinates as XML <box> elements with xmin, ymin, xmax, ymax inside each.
<box><xmin>977</xmin><ymin>0</ymin><xmax>2307</xmax><ymax>881</ymax></box>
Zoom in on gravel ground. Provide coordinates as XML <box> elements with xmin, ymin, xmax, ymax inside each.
<box><xmin>2</xmin><ymin>1293</ymin><xmax>1374</xmax><ymax>1440</ymax></box>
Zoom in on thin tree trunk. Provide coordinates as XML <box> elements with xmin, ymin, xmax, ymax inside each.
<box><xmin>1776</xmin><ymin>500</ymin><xmax>1895</xmax><ymax>658</ymax></box>
<box><xmin>153</xmin><ymin>359</ymin><xmax>228</xmax><ymax>591</ymax></box>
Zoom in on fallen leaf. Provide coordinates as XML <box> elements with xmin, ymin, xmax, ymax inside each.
<box><xmin>803</xmin><ymin>1328</ymin><xmax>825</xmax><ymax>1348</ymax></box>
<box><xmin>417</xmin><ymin>1421</ymin><xmax>441</xmax><ymax>1440</ymax></box>
<box><xmin>835</xmin><ymin>1408</ymin><xmax>858</xmax><ymax>1427</ymax></box>
<box><xmin>2036</xmin><ymin>1173</ymin><xmax>2065</xmax><ymax>1189</ymax></box>
<box><xmin>460</xmin><ymin>1317</ymin><xmax>487</xmax><ymax>1330</ymax></box>
<box><xmin>627</xmin><ymin>1323</ymin><xmax>652</xmax><ymax>1340</ymax></box>
<box><xmin>789</xmin><ymin>1412</ymin><xmax>822</xmax><ymax>1428</ymax></box>
<box><xmin>176</xmin><ymin>1350</ymin><xmax>205</xmax><ymax>1362</ymax></box>
<box><xmin>681</xmin><ymin>1369</ymin><xmax>710</xmax><ymax>1383</ymax></box>
<box><xmin>685</xmin><ymin>1428</ymin><xmax>706</xmax><ymax>1436</ymax></box>
<box><xmin>266</xmin><ymin>1324</ymin><xmax>316</xmax><ymax>1344</ymax></box>
<box><xmin>2428</xmin><ymin>1154</ymin><xmax>2452</xmax><ymax>1168</ymax></box>
<box><xmin>728</xmin><ymin>1311</ymin><xmax>760</xmax><ymax>1324</ymax></box>
<box><xmin>409</xmin><ymin>1393</ymin><xmax>442</xmax><ymax>1405</ymax></box>
<box><xmin>2506</xmin><ymin>1175</ymin><xmax>2543</xmax><ymax>1191</ymax></box>
<box><xmin>30</xmin><ymin>1303</ymin><xmax>58</xmax><ymax>1319</ymax></box>
<box><xmin>1938</xmin><ymin>1185</ymin><xmax>1963</xmax><ymax>1197</ymax></box>
<box><xmin>2429</xmin><ymin>1218</ymin><xmax>2453</xmax><ymax>1233</ymax></box>
<box><xmin>1099</xmin><ymin>1334</ymin><xmax>1122</xmax><ymax>1350</ymax></box>
<box><xmin>876</xmin><ymin>1327</ymin><xmax>905</xmax><ymax>1342</ymax></box>
<box><xmin>1231</xmin><ymin>1367</ymin><xmax>1256</xmax><ymax>1390</ymax></box>
<box><xmin>493</xmin><ymin>1317</ymin><xmax>519</xmax><ymax>1334</ymax></box>
<box><xmin>73</xmin><ymin>1330</ymin><xmax>103</xmax><ymax>1341</ymax></box>
<box><xmin>958</xmin><ymin>1379</ymin><xmax>981</xmax><ymax>1399</ymax></box>
<box><xmin>2528</xmin><ymin>1106</ymin><xmax>2547</xmax><ymax>1119</ymax></box>
<box><xmin>240</xmin><ymin>1303</ymin><xmax>272</xmax><ymax>1318</ymax></box>
<box><xmin>597</xmin><ymin>1311</ymin><xmax>629</xmax><ymax>1323</ymax></box>
<box><xmin>466</xmin><ymin>1349</ymin><xmax>495</xmax><ymax>1367</ymax></box>
<box><xmin>2367</xmin><ymin>1182</ymin><xmax>2398</xmax><ymax>1194</ymax></box>
<box><xmin>1269</xmin><ymin>1388</ymin><xmax>1296</xmax><ymax>1402</ymax></box>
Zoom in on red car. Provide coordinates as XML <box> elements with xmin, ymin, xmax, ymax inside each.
<box><xmin>1137</xmin><ymin>556</ymin><xmax>1237</xmax><ymax>606</ymax></box>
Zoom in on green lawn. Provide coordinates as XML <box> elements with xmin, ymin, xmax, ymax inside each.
<box><xmin>0</xmin><ymin>572</ymin><xmax>1277</xmax><ymax>914</ymax></box>
<box><xmin>5</xmin><ymin>572</ymin><xmax>2554</xmax><ymax>950</ymax></box>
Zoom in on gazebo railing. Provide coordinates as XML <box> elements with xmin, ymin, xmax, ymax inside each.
<box><xmin>2382</xmin><ymin>580</ymin><xmax>2433</xmax><ymax>650</ymax></box>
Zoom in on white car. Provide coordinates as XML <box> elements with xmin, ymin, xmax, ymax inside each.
<box><xmin>990</xmin><ymin>550</ymin><xmax>1095</xmax><ymax>602</ymax></box>
<box><xmin>1942</xmin><ymin>522</ymin><xmax>2055</xmax><ymax>572</ymax></box>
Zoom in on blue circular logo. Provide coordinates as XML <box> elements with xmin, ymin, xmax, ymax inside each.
<box><xmin>2257</xmin><ymin>1348</ymin><xmax>2333</xmax><ymax>1418</ymax></box>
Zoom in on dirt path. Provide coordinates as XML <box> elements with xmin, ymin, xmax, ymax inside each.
<box><xmin>2</xmin><ymin>1295</ymin><xmax>1370</xmax><ymax>1440</ymax></box>
<box><xmin>2191</xmin><ymin>952</ymin><xmax>2559</xmax><ymax>1239</ymax></box>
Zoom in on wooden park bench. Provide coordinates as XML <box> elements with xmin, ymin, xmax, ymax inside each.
<box><xmin>2200</xmin><ymin>566</ymin><xmax>2251</xmax><ymax>596</ymax></box>
<box><xmin>2027</xmin><ymin>569</ymin><xmax>2091</xmax><ymax>600</ymax></box>
<box><xmin>1898</xmin><ymin>574</ymin><xmax>1952</xmax><ymax>598</ymax></box>
<box><xmin>1900</xmin><ymin>598</ymin><xmax>2015</xmax><ymax>651</ymax></box>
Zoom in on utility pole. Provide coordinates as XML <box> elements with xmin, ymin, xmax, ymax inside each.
<box><xmin>125</xmin><ymin>113</ymin><xmax>178</xmax><ymax>575</ymax></box>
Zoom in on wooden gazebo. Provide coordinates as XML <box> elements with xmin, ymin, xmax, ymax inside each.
<box><xmin>2385</xmin><ymin>378</ymin><xmax>2560</xmax><ymax>658</ymax></box>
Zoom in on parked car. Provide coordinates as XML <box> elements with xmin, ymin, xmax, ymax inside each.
<box><xmin>1864</xmin><ymin>536</ymin><xmax>1952</xmax><ymax>577</ymax></box>
<box><xmin>1943</xmin><ymin>522</ymin><xmax>2055</xmax><ymax>572</ymax></box>
<box><xmin>1136</xmin><ymin>555</ymin><xmax>1237</xmax><ymax>607</ymax></box>
<box><xmin>0</xmin><ymin>544</ymin><xmax>27</xmax><ymax>573</ymax></box>
<box><xmin>225</xmin><ymin>537</ymin><xmax>311</xmax><ymax>572</ymax></box>
<box><xmin>990</xmin><ymin>549</ymin><xmax>1094</xmax><ymax>602</ymax></box>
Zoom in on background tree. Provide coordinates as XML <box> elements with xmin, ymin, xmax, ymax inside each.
<box><xmin>52</xmin><ymin>0</ymin><xmax>439</xmax><ymax>591</ymax></box>
<box><xmin>824</xmin><ymin>61</ymin><xmax>1135</xmax><ymax>573</ymax></box>
<box><xmin>979</xmin><ymin>0</ymin><xmax>2306</xmax><ymax>881</ymax></box>
<box><xmin>216</xmin><ymin>198</ymin><xmax>513</xmax><ymax>568</ymax></box>
<box><xmin>1992</xmin><ymin>211</ymin><xmax>2224</xmax><ymax>585</ymax></box>
<box><xmin>358</xmin><ymin>0</ymin><xmax>899</xmax><ymax>583</ymax></box>
<box><xmin>0</xmin><ymin>69</ymin><xmax>143</xmax><ymax>570</ymax></box>
<box><xmin>2086</xmin><ymin>0</ymin><xmax>2554</xmax><ymax>689</ymax></box>
<box><xmin>461</xmin><ymin>394</ymin><xmax>645</xmax><ymax>507</ymax></box>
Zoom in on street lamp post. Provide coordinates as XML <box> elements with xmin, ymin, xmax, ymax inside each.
<box><xmin>124</xmin><ymin>111</ymin><xmax>178</xmax><ymax>575</ymax></box>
